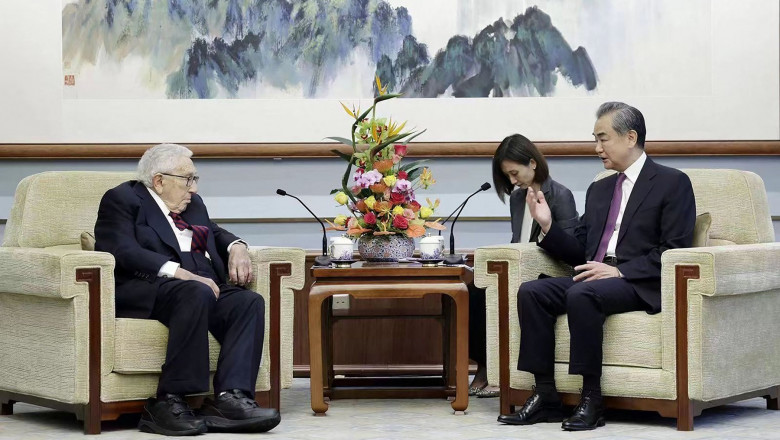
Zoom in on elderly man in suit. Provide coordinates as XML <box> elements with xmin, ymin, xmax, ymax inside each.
<box><xmin>498</xmin><ymin>102</ymin><xmax>696</xmax><ymax>431</ymax></box>
<box><xmin>95</xmin><ymin>143</ymin><xmax>279</xmax><ymax>436</ymax></box>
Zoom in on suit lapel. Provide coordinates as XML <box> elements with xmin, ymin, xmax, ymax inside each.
<box><xmin>616</xmin><ymin>158</ymin><xmax>657</xmax><ymax>245</ymax></box>
<box><xmin>510</xmin><ymin>189</ymin><xmax>527</xmax><ymax>243</ymax></box>
<box><xmin>133</xmin><ymin>183</ymin><xmax>181</xmax><ymax>254</ymax></box>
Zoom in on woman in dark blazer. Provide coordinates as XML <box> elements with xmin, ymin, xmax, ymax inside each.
<box><xmin>469</xmin><ymin>134</ymin><xmax>578</xmax><ymax>397</ymax></box>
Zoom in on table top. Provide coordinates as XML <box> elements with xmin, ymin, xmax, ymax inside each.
<box><xmin>311</xmin><ymin>261</ymin><xmax>471</xmax><ymax>279</ymax></box>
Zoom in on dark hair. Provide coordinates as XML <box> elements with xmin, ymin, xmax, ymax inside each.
<box><xmin>596</xmin><ymin>102</ymin><xmax>646</xmax><ymax>148</ymax></box>
<box><xmin>492</xmin><ymin>134</ymin><xmax>549</xmax><ymax>203</ymax></box>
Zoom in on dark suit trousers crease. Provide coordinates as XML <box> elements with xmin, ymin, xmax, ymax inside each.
<box><xmin>517</xmin><ymin>276</ymin><xmax>647</xmax><ymax>377</ymax></box>
<box><xmin>150</xmin><ymin>252</ymin><xmax>265</xmax><ymax>397</ymax></box>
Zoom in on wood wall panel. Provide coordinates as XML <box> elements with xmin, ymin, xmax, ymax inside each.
<box><xmin>1</xmin><ymin>141</ymin><xmax>778</xmax><ymax>159</ymax></box>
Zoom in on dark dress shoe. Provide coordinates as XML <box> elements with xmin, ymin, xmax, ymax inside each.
<box><xmin>497</xmin><ymin>392</ymin><xmax>565</xmax><ymax>425</ymax></box>
<box><xmin>138</xmin><ymin>394</ymin><xmax>207</xmax><ymax>436</ymax></box>
<box><xmin>561</xmin><ymin>393</ymin><xmax>605</xmax><ymax>431</ymax></box>
<box><xmin>199</xmin><ymin>389</ymin><xmax>281</xmax><ymax>433</ymax></box>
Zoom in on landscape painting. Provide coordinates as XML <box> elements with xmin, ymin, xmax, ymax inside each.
<box><xmin>62</xmin><ymin>0</ymin><xmax>711</xmax><ymax>100</ymax></box>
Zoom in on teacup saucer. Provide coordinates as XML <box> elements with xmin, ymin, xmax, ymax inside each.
<box><xmin>417</xmin><ymin>258</ymin><xmax>443</xmax><ymax>267</ymax></box>
<box><xmin>330</xmin><ymin>259</ymin><xmax>356</xmax><ymax>268</ymax></box>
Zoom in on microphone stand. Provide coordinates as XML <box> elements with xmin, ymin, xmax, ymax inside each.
<box><xmin>276</xmin><ymin>189</ymin><xmax>332</xmax><ymax>266</ymax></box>
<box><xmin>443</xmin><ymin>202</ymin><xmax>468</xmax><ymax>265</ymax></box>
<box><xmin>441</xmin><ymin>182</ymin><xmax>492</xmax><ymax>265</ymax></box>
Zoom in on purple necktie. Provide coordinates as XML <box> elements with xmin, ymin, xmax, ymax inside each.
<box><xmin>169</xmin><ymin>212</ymin><xmax>208</xmax><ymax>253</ymax></box>
<box><xmin>594</xmin><ymin>173</ymin><xmax>627</xmax><ymax>262</ymax></box>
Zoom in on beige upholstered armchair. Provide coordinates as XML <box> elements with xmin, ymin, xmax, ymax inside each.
<box><xmin>474</xmin><ymin>169</ymin><xmax>779</xmax><ymax>430</ymax></box>
<box><xmin>0</xmin><ymin>171</ymin><xmax>305</xmax><ymax>434</ymax></box>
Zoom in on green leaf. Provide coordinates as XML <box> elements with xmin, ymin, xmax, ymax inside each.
<box><xmin>406</xmin><ymin>167</ymin><xmax>425</xmax><ymax>182</ymax></box>
<box><xmin>359</xmin><ymin>188</ymin><xmax>372</xmax><ymax>198</ymax></box>
<box><xmin>368</xmin><ymin>132</ymin><xmax>415</xmax><ymax>157</ymax></box>
<box><xmin>325</xmin><ymin>136</ymin><xmax>356</xmax><ymax>147</ymax></box>
<box><xmin>330</xmin><ymin>149</ymin><xmax>356</xmax><ymax>163</ymax></box>
<box><xmin>373</xmin><ymin>93</ymin><xmax>402</xmax><ymax>104</ymax></box>
<box><xmin>329</xmin><ymin>188</ymin><xmax>341</xmax><ymax>195</ymax></box>
<box><xmin>404</xmin><ymin>128</ymin><xmax>427</xmax><ymax>143</ymax></box>
<box><xmin>399</xmin><ymin>159</ymin><xmax>429</xmax><ymax>172</ymax></box>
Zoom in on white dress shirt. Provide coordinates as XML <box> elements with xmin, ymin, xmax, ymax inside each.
<box><xmin>605</xmin><ymin>152</ymin><xmax>647</xmax><ymax>257</ymax></box>
<box><xmin>518</xmin><ymin>202</ymin><xmax>532</xmax><ymax>244</ymax></box>
<box><xmin>146</xmin><ymin>187</ymin><xmax>243</xmax><ymax>278</ymax></box>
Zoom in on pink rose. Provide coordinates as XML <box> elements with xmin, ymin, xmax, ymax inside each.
<box><xmin>394</xmin><ymin>144</ymin><xmax>408</xmax><ymax>156</ymax></box>
<box><xmin>364</xmin><ymin>212</ymin><xmax>377</xmax><ymax>225</ymax></box>
<box><xmin>392</xmin><ymin>215</ymin><xmax>409</xmax><ymax>229</ymax></box>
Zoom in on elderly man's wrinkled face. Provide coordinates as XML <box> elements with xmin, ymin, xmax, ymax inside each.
<box><xmin>153</xmin><ymin>157</ymin><xmax>198</xmax><ymax>213</ymax></box>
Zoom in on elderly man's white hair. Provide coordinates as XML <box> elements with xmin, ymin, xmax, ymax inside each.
<box><xmin>137</xmin><ymin>143</ymin><xmax>194</xmax><ymax>188</ymax></box>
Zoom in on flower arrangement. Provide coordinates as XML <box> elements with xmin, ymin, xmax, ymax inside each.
<box><xmin>327</xmin><ymin>77</ymin><xmax>443</xmax><ymax>239</ymax></box>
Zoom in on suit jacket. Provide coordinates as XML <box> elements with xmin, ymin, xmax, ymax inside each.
<box><xmin>539</xmin><ymin>157</ymin><xmax>696</xmax><ymax>313</ymax></box>
<box><xmin>95</xmin><ymin>181</ymin><xmax>240</xmax><ymax>318</ymax></box>
<box><xmin>509</xmin><ymin>177</ymin><xmax>578</xmax><ymax>243</ymax></box>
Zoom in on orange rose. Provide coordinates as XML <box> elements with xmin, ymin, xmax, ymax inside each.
<box><xmin>370</xmin><ymin>182</ymin><xmax>387</xmax><ymax>193</ymax></box>
<box><xmin>373</xmin><ymin>160</ymin><xmax>394</xmax><ymax>172</ymax></box>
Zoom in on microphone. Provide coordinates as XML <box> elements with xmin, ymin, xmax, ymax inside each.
<box><xmin>442</xmin><ymin>182</ymin><xmax>491</xmax><ymax>265</ymax></box>
<box><xmin>276</xmin><ymin>189</ymin><xmax>332</xmax><ymax>266</ymax></box>
<box><xmin>438</xmin><ymin>182</ymin><xmax>492</xmax><ymax>231</ymax></box>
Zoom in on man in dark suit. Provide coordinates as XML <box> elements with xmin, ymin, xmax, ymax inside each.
<box><xmin>95</xmin><ymin>143</ymin><xmax>280</xmax><ymax>436</ymax></box>
<box><xmin>497</xmin><ymin>102</ymin><xmax>696</xmax><ymax>431</ymax></box>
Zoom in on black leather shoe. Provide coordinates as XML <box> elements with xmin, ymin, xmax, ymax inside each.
<box><xmin>199</xmin><ymin>389</ymin><xmax>281</xmax><ymax>433</ymax></box>
<box><xmin>138</xmin><ymin>394</ymin><xmax>207</xmax><ymax>436</ymax></box>
<box><xmin>561</xmin><ymin>392</ymin><xmax>605</xmax><ymax>431</ymax></box>
<box><xmin>497</xmin><ymin>391</ymin><xmax>565</xmax><ymax>425</ymax></box>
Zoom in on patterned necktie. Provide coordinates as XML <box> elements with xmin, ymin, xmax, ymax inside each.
<box><xmin>169</xmin><ymin>212</ymin><xmax>208</xmax><ymax>253</ymax></box>
<box><xmin>593</xmin><ymin>173</ymin><xmax>627</xmax><ymax>262</ymax></box>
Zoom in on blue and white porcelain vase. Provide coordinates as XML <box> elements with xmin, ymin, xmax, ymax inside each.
<box><xmin>357</xmin><ymin>234</ymin><xmax>415</xmax><ymax>262</ymax></box>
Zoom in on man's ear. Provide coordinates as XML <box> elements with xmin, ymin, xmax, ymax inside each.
<box><xmin>152</xmin><ymin>174</ymin><xmax>164</xmax><ymax>193</ymax></box>
<box><xmin>627</xmin><ymin>129</ymin><xmax>638</xmax><ymax>147</ymax></box>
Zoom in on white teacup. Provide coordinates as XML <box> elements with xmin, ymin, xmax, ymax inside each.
<box><xmin>329</xmin><ymin>236</ymin><xmax>354</xmax><ymax>261</ymax></box>
<box><xmin>419</xmin><ymin>235</ymin><xmax>445</xmax><ymax>260</ymax></box>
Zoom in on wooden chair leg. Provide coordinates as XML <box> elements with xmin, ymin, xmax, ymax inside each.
<box><xmin>676</xmin><ymin>400</ymin><xmax>694</xmax><ymax>431</ymax></box>
<box><xmin>767</xmin><ymin>387</ymin><xmax>779</xmax><ymax>410</ymax></box>
<box><xmin>83</xmin><ymin>403</ymin><xmax>102</xmax><ymax>435</ymax></box>
<box><xmin>1</xmin><ymin>400</ymin><xmax>14</xmax><ymax>415</ymax></box>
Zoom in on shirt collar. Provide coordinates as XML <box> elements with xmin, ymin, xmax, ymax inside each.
<box><xmin>622</xmin><ymin>151</ymin><xmax>647</xmax><ymax>184</ymax></box>
<box><xmin>146</xmin><ymin>186</ymin><xmax>173</xmax><ymax>217</ymax></box>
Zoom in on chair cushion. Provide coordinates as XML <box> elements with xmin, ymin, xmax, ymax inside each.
<box><xmin>80</xmin><ymin>231</ymin><xmax>96</xmax><ymax>251</ymax></box>
<box><xmin>555</xmin><ymin>311</ymin><xmax>662</xmax><ymax>369</ymax></box>
<box><xmin>113</xmin><ymin>318</ymin><xmax>219</xmax><ymax>373</ymax></box>
<box><xmin>692</xmin><ymin>212</ymin><xmax>711</xmax><ymax>248</ymax></box>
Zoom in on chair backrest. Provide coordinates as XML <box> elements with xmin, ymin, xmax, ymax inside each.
<box><xmin>2</xmin><ymin>171</ymin><xmax>136</xmax><ymax>248</ymax></box>
<box><xmin>594</xmin><ymin>168</ymin><xmax>774</xmax><ymax>246</ymax></box>
<box><xmin>682</xmin><ymin>169</ymin><xmax>773</xmax><ymax>245</ymax></box>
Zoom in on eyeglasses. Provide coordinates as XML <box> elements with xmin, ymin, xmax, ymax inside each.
<box><xmin>159</xmin><ymin>173</ymin><xmax>200</xmax><ymax>187</ymax></box>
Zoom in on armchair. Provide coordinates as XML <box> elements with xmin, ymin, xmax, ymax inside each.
<box><xmin>474</xmin><ymin>168</ymin><xmax>779</xmax><ymax>430</ymax></box>
<box><xmin>0</xmin><ymin>171</ymin><xmax>305</xmax><ymax>434</ymax></box>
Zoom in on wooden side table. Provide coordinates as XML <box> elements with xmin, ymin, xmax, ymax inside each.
<box><xmin>308</xmin><ymin>262</ymin><xmax>470</xmax><ymax>414</ymax></box>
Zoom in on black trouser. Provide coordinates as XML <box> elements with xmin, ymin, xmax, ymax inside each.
<box><xmin>150</xmin><ymin>252</ymin><xmax>265</xmax><ymax>397</ymax></box>
<box><xmin>467</xmin><ymin>282</ymin><xmax>487</xmax><ymax>366</ymax></box>
<box><xmin>516</xmin><ymin>276</ymin><xmax>647</xmax><ymax>377</ymax></box>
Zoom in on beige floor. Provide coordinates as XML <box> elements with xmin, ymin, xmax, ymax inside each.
<box><xmin>1</xmin><ymin>378</ymin><xmax>779</xmax><ymax>439</ymax></box>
